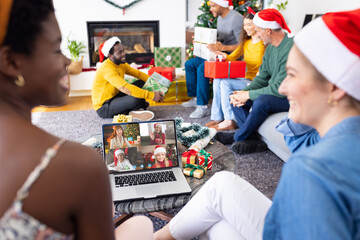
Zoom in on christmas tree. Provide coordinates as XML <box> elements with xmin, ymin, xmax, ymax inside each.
<box><xmin>124</xmin><ymin>123</ymin><xmax>140</xmax><ymax>140</ymax></box>
<box><xmin>187</xmin><ymin>0</ymin><xmax>261</xmax><ymax>59</ymax></box>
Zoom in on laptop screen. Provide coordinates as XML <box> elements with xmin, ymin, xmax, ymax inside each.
<box><xmin>102</xmin><ymin>120</ymin><xmax>179</xmax><ymax>173</ymax></box>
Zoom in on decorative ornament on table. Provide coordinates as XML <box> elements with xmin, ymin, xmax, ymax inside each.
<box><xmin>175</xmin><ymin>117</ymin><xmax>217</xmax><ymax>151</ymax></box>
<box><xmin>102</xmin><ymin>0</ymin><xmax>143</xmax><ymax>15</ymax></box>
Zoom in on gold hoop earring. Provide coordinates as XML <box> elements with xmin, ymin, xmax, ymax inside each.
<box><xmin>15</xmin><ymin>74</ymin><xmax>25</xmax><ymax>87</ymax></box>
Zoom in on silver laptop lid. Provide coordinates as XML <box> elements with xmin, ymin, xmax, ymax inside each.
<box><xmin>102</xmin><ymin>119</ymin><xmax>179</xmax><ymax>173</ymax></box>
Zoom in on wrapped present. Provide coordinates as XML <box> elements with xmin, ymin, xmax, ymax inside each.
<box><xmin>193</xmin><ymin>42</ymin><xmax>216</xmax><ymax>61</ymax></box>
<box><xmin>183</xmin><ymin>164</ymin><xmax>207</xmax><ymax>179</ymax></box>
<box><xmin>154</xmin><ymin>47</ymin><xmax>181</xmax><ymax>68</ymax></box>
<box><xmin>204</xmin><ymin>61</ymin><xmax>246</xmax><ymax>79</ymax></box>
<box><xmin>198</xmin><ymin>150</ymin><xmax>213</xmax><ymax>170</ymax></box>
<box><xmin>143</xmin><ymin>72</ymin><xmax>172</xmax><ymax>94</ymax></box>
<box><xmin>193</xmin><ymin>27</ymin><xmax>217</xmax><ymax>60</ymax></box>
<box><xmin>194</xmin><ymin>27</ymin><xmax>217</xmax><ymax>44</ymax></box>
<box><xmin>113</xmin><ymin>114</ymin><xmax>133</xmax><ymax>123</ymax></box>
<box><xmin>148</xmin><ymin>67</ymin><xmax>176</xmax><ymax>81</ymax></box>
<box><xmin>163</xmin><ymin>79</ymin><xmax>191</xmax><ymax>102</ymax></box>
<box><xmin>181</xmin><ymin>149</ymin><xmax>198</xmax><ymax>167</ymax></box>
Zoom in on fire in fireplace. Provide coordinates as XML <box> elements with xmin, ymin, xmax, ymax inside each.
<box><xmin>86</xmin><ymin>21</ymin><xmax>159</xmax><ymax>67</ymax></box>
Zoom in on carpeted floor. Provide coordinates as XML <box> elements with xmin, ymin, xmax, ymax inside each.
<box><xmin>31</xmin><ymin>105</ymin><xmax>284</xmax><ymax>232</ymax></box>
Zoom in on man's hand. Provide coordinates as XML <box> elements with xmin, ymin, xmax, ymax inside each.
<box><xmin>153</xmin><ymin>92</ymin><xmax>164</xmax><ymax>102</ymax></box>
<box><xmin>229</xmin><ymin>91</ymin><xmax>250</xmax><ymax>107</ymax></box>
<box><xmin>207</xmin><ymin>41</ymin><xmax>224</xmax><ymax>52</ymax></box>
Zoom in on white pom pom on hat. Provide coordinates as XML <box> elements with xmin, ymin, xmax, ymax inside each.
<box><xmin>101</xmin><ymin>37</ymin><xmax>121</xmax><ymax>57</ymax></box>
<box><xmin>294</xmin><ymin>8</ymin><xmax>360</xmax><ymax>101</ymax></box>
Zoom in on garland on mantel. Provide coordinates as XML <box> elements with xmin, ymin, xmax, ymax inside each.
<box><xmin>103</xmin><ymin>0</ymin><xmax>143</xmax><ymax>15</ymax></box>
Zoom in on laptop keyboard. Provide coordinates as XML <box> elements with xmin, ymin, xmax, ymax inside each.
<box><xmin>115</xmin><ymin>171</ymin><xmax>177</xmax><ymax>187</ymax></box>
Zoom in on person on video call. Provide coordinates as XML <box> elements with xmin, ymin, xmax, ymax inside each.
<box><xmin>151</xmin><ymin>145</ymin><xmax>173</xmax><ymax>168</ymax></box>
<box><xmin>150</xmin><ymin>123</ymin><xmax>166</xmax><ymax>145</ymax></box>
<box><xmin>108</xmin><ymin>149</ymin><xmax>134</xmax><ymax>171</ymax></box>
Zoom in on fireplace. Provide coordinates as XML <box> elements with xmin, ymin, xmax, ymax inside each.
<box><xmin>86</xmin><ymin>21</ymin><xmax>159</xmax><ymax>67</ymax></box>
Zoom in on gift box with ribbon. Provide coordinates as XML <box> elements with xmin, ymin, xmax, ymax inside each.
<box><xmin>142</xmin><ymin>72</ymin><xmax>172</xmax><ymax>94</ymax></box>
<box><xmin>198</xmin><ymin>149</ymin><xmax>213</xmax><ymax>170</ymax></box>
<box><xmin>204</xmin><ymin>61</ymin><xmax>246</xmax><ymax>79</ymax></box>
<box><xmin>148</xmin><ymin>67</ymin><xmax>176</xmax><ymax>81</ymax></box>
<box><xmin>181</xmin><ymin>149</ymin><xmax>198</xmax><ymax>167</ymax></box>
<box><xmin>183</xmin><ymin>164</ymin><xmax>207</xmax><ymax>179</ymax></box>
<box><xmin>193</xmin><ymin>27</ymin><xmax>217</xmax><ymax>60</ymax></box>
<box><xmin>154</xmin><ymin>47</ymin><xmax>181</xmax><ymax>68</ymax></box>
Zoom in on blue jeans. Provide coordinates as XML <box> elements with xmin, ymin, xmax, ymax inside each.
<box><xmin>185</xmin><ymin>57</ymin><xmax>210</xmax><ymax>105</ymax></box>
<box><xmin>231</xmin><ymin>95</ymin><xmax>290</xmax><ymax>141</ymax></box>
<box><xmin>211</xmin><ymin>78</ymin><xmax>251</xmax><ymax>121</ymax></box>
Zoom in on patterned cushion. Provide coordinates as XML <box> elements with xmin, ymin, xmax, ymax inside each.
<box><xmin>154</xmin><ymin>47</ymin><xmax>181</xmax><ymax>67</ymax></box>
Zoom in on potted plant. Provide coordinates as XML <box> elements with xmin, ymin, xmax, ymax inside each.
<box><xmin>67</xmin><ymin>35</ymin><xmax>86</xmax><ymax>75</ymax></box>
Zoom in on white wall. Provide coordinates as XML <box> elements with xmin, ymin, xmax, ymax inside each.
<box><xmin>277</xmin><ymin>0</ymin><xmax>360</xmax><ymax>34</ymax></box>
<box><xmin>54</xmin><ymin>0</ymin><xmax>186</xmax><ymax>68</ymax></box>
<box><xmin>187</xmin><ymin>0</ymin><xmax>204</xmax><ymax>28</ymax></box>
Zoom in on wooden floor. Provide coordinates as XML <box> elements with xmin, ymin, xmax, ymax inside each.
<box><xmin>32</xmin><ymin>96</ymin><xmax>185</xmax><ymax>113</ymax></box>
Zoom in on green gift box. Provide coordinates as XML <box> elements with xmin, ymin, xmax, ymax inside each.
<box><xmin>143</xmin><ymin>72</ymin><xmax>172</xmax><ymax>94</ymax></box>
<box><xmin>154</xmin><ymin>47</ymin><xmax>181</xmax><ymax>68</ymax></box>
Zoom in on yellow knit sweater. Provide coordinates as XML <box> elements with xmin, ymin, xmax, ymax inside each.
<box><xmin>226</xmin><ymin>38</ymin><xmax>265</xmax><ymax>80</ymax></box>
<box><xmin>91</xmin><ymin>59</ymin><xmax>155</xmax><ymax>110</ymax></box>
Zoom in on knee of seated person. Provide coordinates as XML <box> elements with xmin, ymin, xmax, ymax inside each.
<box><xmin>211</xmin><ymin>171</ymin><xmax>237</xmax><ymax>185</ymax></box>
<box><xmin>252</xmin><ymin>96</ymin><xmax>270</xmax><ymax>109</ymax></box>
<box><xmin>185</xmin><ymin>58</ymin><xmax>196</xmax><ymax>69</ymax></box>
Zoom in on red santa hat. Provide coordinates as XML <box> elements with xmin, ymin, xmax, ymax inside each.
<box><xmin>295</xmin><ymin>8</ymin><xmax>360</xmax><ymax>101</ymax></box>
<box><xmin>253</xmin><ymin>8</ymin><xmax>291</xmax><ymax>33</ymax></box>
<box><xmin>101</xmin><ymin>36</ymin><xmax>121</xmax><ymax>58</ymax></box>
<box><xmin>209</xmin><ymin>0</ymin><xmax>233</xmax><ymax>9</ymax></box>
<box><xmin>153</xmin><ymin>145</ymin><xmax>166</xmax><ymax>156</ymax></box>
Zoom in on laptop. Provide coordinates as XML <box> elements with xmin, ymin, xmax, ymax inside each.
<box><xmin>102</xmin><ymin>119</ymin><xmax>192</xmax><ymax>202</ymax></box>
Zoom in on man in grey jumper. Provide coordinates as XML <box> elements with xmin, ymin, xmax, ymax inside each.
<box><xmin>182</xmin><ymin>0</ymin><xmax>243</xmax><ymax>118</ymax></box>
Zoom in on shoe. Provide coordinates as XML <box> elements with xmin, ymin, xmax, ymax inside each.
<box><xmin>129</xmin><ymin>110</ymin><xmax>154</xmax><ymax>121</ymax></box>
<box><xmin>231</xmin><ymin>140</ymin><xmax>268</xmax><ymax>155</ymax></box>
<box><xmin>189</xmin><ymin>106</ymin><xmax>210</xmax><ymax>118</ymax></box>
<box><xmin>181</xmin><ymin>98</ymin><xmax>197</xmax><ymax>108</ymax></box>
<box><xmin>205</xmin><ymin>120</ymin><xmax>221</xmax><ymax>127</ymax></box>
<box><xmin>212</xmin><ymin>122</ymin><xmax>236</xmax><ymax>131</ymax></box>
<box><xmin>213</xmin><ymin>132</ymin><xmax>235</xmax><ymax>145</ymax></box>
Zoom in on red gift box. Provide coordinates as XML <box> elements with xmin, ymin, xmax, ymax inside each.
<box><xmin>204</xmin><ymin>61</ymin><xmax>246</xmax><ymax>79</ymax></box>
<box><xmin>198</xmin><ymin>150</ymin><xmax>213</xmax><ymax>170</ymax></box>
<box><xmin>148</xmin><ymin>67</ymin><xmax>175</xmax><ymax>81</ymax></box>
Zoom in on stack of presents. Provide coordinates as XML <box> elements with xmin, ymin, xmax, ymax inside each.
<box><xmin>181</xmin><ymin>149</ymin><xmax>213</xmax><ymax>179</ymax></box>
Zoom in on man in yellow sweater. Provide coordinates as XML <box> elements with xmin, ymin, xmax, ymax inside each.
<box><xmin>92</xmin><ymin>37</ymin><xmax>164</xmax><ymax>119</ymax></box>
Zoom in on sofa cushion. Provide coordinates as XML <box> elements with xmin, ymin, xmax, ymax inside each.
<box><xmin>257</xmin><ymin>112</ymin><xmax>291</xmax><ymax>162</ymax></box>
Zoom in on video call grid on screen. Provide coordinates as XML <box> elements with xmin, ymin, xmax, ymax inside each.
<box><xmin>102</xmin><ymin>120</ymin><xmax>178</xmax><ymax>173</ymax></box>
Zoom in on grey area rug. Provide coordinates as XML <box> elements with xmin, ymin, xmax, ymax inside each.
<box><xmin>31</xmin><ymin>105</ymin><xmax>284</xmax><ymax>231</ymax></box>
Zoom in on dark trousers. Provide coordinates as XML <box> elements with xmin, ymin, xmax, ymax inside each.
<box><xmin>185</xmin><ymin>57</ymin><xmax>210</xmax><ymax>105</ymax></box>
<box><xmin>96</xmin><ymin>80</ymin><xmax>147</xmax><ymax>118</ymax></box>
<box><xmin>231</xmin><ymin>95</ymin><xmax>290</xmax><ymax>141</ymax></box>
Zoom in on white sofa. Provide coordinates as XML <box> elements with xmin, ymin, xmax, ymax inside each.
<box><xmin>257</xmin><ymin>112</ymin><xmax>291</xmax><ymax>162</ymax></box>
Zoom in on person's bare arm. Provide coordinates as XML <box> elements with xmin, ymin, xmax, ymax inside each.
<box><xmin>207</xmin><ymin>42</ymin><xmax>239</xmax><ymax>53</ymax></box>
<box><xmin>72</xmin><ymin>147</ymin><xmax>115</xmax><ymax>240</ymax></box>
